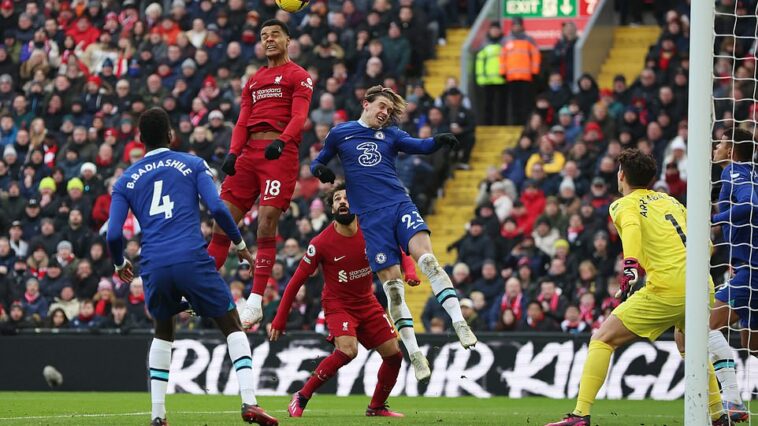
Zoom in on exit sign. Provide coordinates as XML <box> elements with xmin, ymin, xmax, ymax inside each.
<box><xmin>504</xmin><ymin>0</ymin><xmax>580</xmax><ymax>18</ymax></box>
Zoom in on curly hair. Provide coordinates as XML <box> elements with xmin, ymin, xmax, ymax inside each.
<box><xmin>618</xmin><ymin>148</ymin><xmax>657</xmax><ymax>188</ymax></box>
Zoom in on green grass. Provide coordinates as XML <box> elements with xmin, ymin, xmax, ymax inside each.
<box><xmin>0</xmin><ymin>392</ymin><xmax>684</xmax><ymax>425</ymax></box>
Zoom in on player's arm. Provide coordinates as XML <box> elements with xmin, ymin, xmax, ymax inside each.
<box><xmin>394</xmin><ymin>130</ymin><xmax>459</xmax><ymax>155</ymax></box>
<box><xmin>196</xmin><ymin>162</ymin><xmax>250</xmax><ymax>261</ymax></box>
<box><xmin>223</xmin><ymin>76</ymin><xmax>255</xmax><ymax>175</ymax></box>
<box><xmin>264</xmin><ymin>70</ymin><xmax>314</xmax><ymax>160</ymax></box>
<box><xmin>106</xmin><ymin>185</ymin><xmax>133</xmax><ymax>283</ymax></box>
<box><xmin>612</xmin><ymin>202</ymin><xmax>643</xmax><ymax>297</ymax></box>
<box><xmin>400</xmin><ymin>248</ymin><xmax>420</xmax><ymax>286</ymax></box>
<box><xmin>712</xmin><ymin>181</ymin><xmax>757</xmax><ymax>224</ymax></box>
<box><xmin>269</xmin><ymin>246</ymin><xmax>320</xmax><ymax>340</ymax></box>
<box><xmin>310</xmin><ymin>130</ymin><xmax>338</xmax><ymax>183</ymax></box>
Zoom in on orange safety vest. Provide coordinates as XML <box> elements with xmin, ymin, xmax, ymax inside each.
<box><xmin>499</xmin><ymin>34</ymin><xmax>541</xmax><ymax>82</ymax></box>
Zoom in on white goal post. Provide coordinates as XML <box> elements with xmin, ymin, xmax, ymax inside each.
<box><xmin>685</xmin><ymin>0</ymin><xmax>715</xmax><ymax>424</ymax></box>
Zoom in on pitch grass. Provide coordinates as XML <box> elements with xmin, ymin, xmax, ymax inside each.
<box><xmin>0</xmin><ymin>392</ymin><xmax>684</xmax><ymax>425</ymax></box>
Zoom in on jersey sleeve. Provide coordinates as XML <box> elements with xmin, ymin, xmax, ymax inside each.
<box><xmin>195</xmin><ymin>159</ymin><xmax>243</xmax><ymax>244</ymax></box>
<box><xmin>311</xmin><ymin>128</ymin><xmax>339</xmax><ymax>171</ymax></box>
<box><xmin>271</xmin><ymin>239</ymin><xmax>322</xmax><ymax>331</ymax></box>
<box><xmin>106</xmin><ymin>180</ymin><xmax>130</xmax><ymax>266</ymax></box>
<box><xmin>393</xmin><ymin>129</ymin><xmax>438</xmax><ymax>155</ymax></box>
<box><xmin>229</xmin><ymin>74</ymin><xmax>254</xmax><ymax>155</ymax></box>
<box><xmin>712</xmin><ymin>179</ymin><xmax>758</xmax><ymax>224</ymax></box>
<box><xmin>610</xmin><ymin>199</ymin><xmax>642</xmax><ymax>260</ymax></box>
<box><xmin>279</xmin><ymin>68</ymin><xmax>314</xmax><ymax>145</ymax></box>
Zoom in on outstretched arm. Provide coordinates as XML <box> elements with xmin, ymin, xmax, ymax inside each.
<box><xmin>229</xmin><ymin>76</ymin><xmax>254</xmax><ymax>156</ymax></box>
<box><xmin>270</xmin><ymin>246</ymin><xmax>320</xmax><ymax>338</ymax></box>
<box><xmin>712</xmin><ymin>182</ymin><xmax>758</xmax><ymax>225</ymax></box>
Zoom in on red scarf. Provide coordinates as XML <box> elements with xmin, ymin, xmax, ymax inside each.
<box><xmin>95</xmin><ymin>299</ymin><xmax>110</xmax><ymax>317</ymax></box>
<box><xmin>24</xmin><ymin>291</ymin><xmax>39</xmax><ymax>304</ymax></box>
<box><xmin>128</xmin><ymin>292</ymin><xmax>145</xmax><ymax>305</ymax></box>
<box><xmin>500</xmin><ymin>293</ymin><xmax>523</xmax><ymax>321</ymax></box>
<box><xmin>579</xmin><ymin>303</ymin><xmax>595</xmax><ymax>323</ymax></box>
<box><xmin>537</xmin><ymin>292</ymin><xmax>559</xmax><ymax>312</ymax></box>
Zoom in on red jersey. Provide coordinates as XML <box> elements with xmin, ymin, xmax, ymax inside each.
<box><xmin>229</xmin><ymin>61</ymin><xmax>313</xmax><ymax>155</ymax></box>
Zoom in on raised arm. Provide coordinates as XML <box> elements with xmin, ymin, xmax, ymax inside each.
<box><xmin>228</xmin><ymin>75</ymin><xmax>254</xmax><ymax>157</ymax></box>
<box><xmin>395</xmin><ymin>131</ymin><xmax>459</xmax><ymax>155</ymax></box>
<box><xmin>270</xmin><ymin>250</ymin><xmax>320</xmax><ymax>338</ymax></box>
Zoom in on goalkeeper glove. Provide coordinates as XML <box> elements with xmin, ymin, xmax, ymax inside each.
<box><xmin>221</xmin><ymin>153</ymin><xmax>237</xmax><ymax>176</ymax></box>
<box><xmin>264</xmin><ymin>139</ymin><xmax>285</xmax><ymax>160</ymax></box>
<box><xmin>617</xmin><ymin>257</ymin><xmax>643</xmax><ymax>299</ymax></box>
<box><xmin>312</xmin><ymin>164</ymin><xmax>336</xmax><ymax>184</ymax></box>
<box><xmin>434</xmin><ymin>133</ymin><xmax>459</xmax><ymax>150</ymax></box>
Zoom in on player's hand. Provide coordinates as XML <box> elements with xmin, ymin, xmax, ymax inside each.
<box><xmin>312</xmin><ymin>164</ymin><xmax>336</xmax><ymax>184</ymax></box>
<box><xmin>221</xmin><ymin>153</ymin><xmax>237</xmax><ymax>176</ymax></box>
<box><xmin>236</xmin><ymin>246</ymin><xmax>254</xmax><ymax>265</ymax></box>
<box><xmin>269</xmin><ymin>326</ymin><xmax>284</xmax><ymax>341</ymax></box>
<box><xmin>405</xmin><ymin>275</ymin><xmax>421</xmax><ymax>287</ymax></box>
<box><xmin>115</xmin><ymin>259</ymin><xmax>134</xmax><ymax>284</ymax></box>
<box><xmin>434</xmin><ymin>133</ymin><xmax>459</xmax><ymax>150</ymax></box>
<box><xmin>616</xmin><ymin>257</ymin><xmax>642</xmax><ymax>299</ymax></box>
<box><xmin>264</xmin><ymin>139</ymin><xmax>285</xmax><ymax>160</ymax></box>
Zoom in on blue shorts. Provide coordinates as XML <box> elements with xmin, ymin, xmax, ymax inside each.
<box><xmin>715</xmin><ymin>266</ymin><xmax>758</xmax><ymax>328</ymax></box>
<box><xmin>358</xmin><ymin>200</ymin><xmax>430</xmax><ymax>272</ymax></box>
<box><xmin>142</xmin><ymin>257</ymin><xmax>234</xmax><ymax>321</ymax></box>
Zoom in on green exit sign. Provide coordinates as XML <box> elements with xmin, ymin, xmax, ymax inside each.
<box><xmin>504</xmin><ymin>0</ymin><xmax>578</xmax><ymax>18</ymax></box>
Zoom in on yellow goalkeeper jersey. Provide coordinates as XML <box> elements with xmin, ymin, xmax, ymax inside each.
<box><xmin>609</xmin><ymin>189</ymin><xmax>687</xmax><ymax>298</ymax></box>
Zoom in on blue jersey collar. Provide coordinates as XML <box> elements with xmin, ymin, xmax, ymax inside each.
<box><xmin>144</xmin><ymin>147</ymin><xmax>170</xmax><ymax>158</ymax></box>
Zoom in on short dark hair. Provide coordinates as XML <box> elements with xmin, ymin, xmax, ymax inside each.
<box><xmin>724</xmin><ymin>127</ymin><xmax>755</xmax><ymax>162</ymax></box>
<box><xmin>261</xmin><ymin>19</ymin><xmax>290</xmax><ymax>37</ymax></box>
<box><xmin>325</xmin><ymin>181</ymin><xmax>347</xmax><ymax>210</ymax></box>
<box><xmin>138</xmin><ymin>108</ymin><xmax>171</xmax><ymax>149</ymax></box>
<box><xmin>618</xmin><ymin>148</ymin><xmax>657</xmax><ymax>188</ymax></box>
<box><xmin>112</xmin><ymin>298</ymin><xmax>127</xmax><ymax>309</ymax></box>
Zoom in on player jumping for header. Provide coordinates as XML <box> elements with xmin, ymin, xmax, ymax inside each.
<box><xmin>270</xmin><ymin>183</ymin><xmax>405</xmax><ymax>418</ymax></box>
<box><xmin>310</xmin><ymin>85</ymin><xmax>478</xmax><ymax>373</ymax></box>
<box><xmin>546</xmin><ymin>149</ymin><xmax>728</xmax><ymax>426</ymax></box>
<box><xmin>106</xmin><ymin>108</ymin><xmax>278</xmax><ymax>426</ymax></box>
<box><xmin>207</xmin><ymin>19</ymin><xmax>314</xmax><ymax>330</ymax></box>
<box><xmin>708</xmin><ymin>127</ymin><xmax>757</xmax><ymax>422</ymax></box>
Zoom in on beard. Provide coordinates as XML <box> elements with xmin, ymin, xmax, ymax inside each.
<box><xmin>334</xmin><ymin>212</ymin><xmax>356</xmax><ymax>225</ymax></box>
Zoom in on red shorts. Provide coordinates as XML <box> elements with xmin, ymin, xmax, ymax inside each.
<box><xmin>220</xmin><ymin>139</ymin><xmax>298</xmax><ymax>212</ymax></box>
<box><xmin>325</xmin><ymin>301</ymin><xmax>397</xmax><ymax>349</ymax></box>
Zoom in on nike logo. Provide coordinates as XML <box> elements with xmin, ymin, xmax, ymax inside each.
<box><xmin>263</xmin><ymin>195</ymin><xmax>276</xmax><ymax>200</ymax></box>
<box><xmin>412</xmin><ymin>224</ymin><xmax>423</xmax><ymax>229</ymax></box>
<box><xmin>731</xmin><ymin>173</ymin><xmax>742</xmax><ymax>179</ymax></box>
<box><xmin>334</xmin><ymin>256</ymin><xmax>346</xmax><ymax>262</ymax></box>
<box><xmin>345</xmin><ymin>135</ymin><xmax>354</xmax><ymax>140</ymax></box>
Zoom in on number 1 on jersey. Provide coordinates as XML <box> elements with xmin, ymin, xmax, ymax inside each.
<box><xmin>665</xmin><ymin>213</ymin><xmax>686</xmax><ymax>246</ymax></box>
<box><xmin>150</xmin><ymin>180</ymin><xmax>175</xmax><ymax>219</ymax></box>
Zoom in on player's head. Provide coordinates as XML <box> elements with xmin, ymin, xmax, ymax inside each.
<box><xmin>260</xmin><ymin>19</ymin><xmax>290</xmax><ymax>61</ymax></box>
<box><xmin>713</xmin><ymin>127</ymin><xmax>755</xmax><ymax>165</ymax></box>
<box><xmin>617</xmin><ymin>148</ymin><xmax>657</xmax><ymax>192</ymax></box>
<box><xmin>361</xmin><ymin>85</ymin><xmax>407</xmax><ymax>129</ymax></box>
<box><xmin>326</xmin><ymin>182</ymin><xmax>355</xmax><ymax>225</ymax></box>
<box><xmin>138</xmin><ymin>107</ymin><xmax>172</xmax><ymax>150</ymax></box>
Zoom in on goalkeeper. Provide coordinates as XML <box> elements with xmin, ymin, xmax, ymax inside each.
<box><xmin>708</xmin><ymin>127</ymin><xmax>758</xmax><ymax>422</ymax></box>
<box><xmin>547</xmin><ymin>149</ymin><xmax>728</xmax><ymax>426</ymax></box>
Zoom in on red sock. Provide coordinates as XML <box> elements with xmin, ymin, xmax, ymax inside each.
<box><xmin>300</xmin><ymin>350</ymin><xmax>352</xmax><ymax>399</ymax></box>
<box><xmin>369</xmin><ymin>352</ymin><xmax>402</xmax><ymax>409</ymax></box>
<box><xmin>251</xmin><ymin>237</ymin><xmax>276</xmax><ymax>296</ymax></box>
<box><xmin>208</xmin><ymin>233</ymin><xmax>231</xmax><ymax>270</ymax></box>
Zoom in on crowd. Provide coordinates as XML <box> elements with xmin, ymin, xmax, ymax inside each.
<box><xmin>436</xmin><ymin>0</ymin><xmax>750</xmax><ymax>335</ymax></box>
<box><xmin>0</xmin><ymin>0</ymin><xmax>480</xmax><ymax>334</ymax></box>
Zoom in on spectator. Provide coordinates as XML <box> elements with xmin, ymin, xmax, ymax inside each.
<box><xmin>21</xmin><ymin>277</ymin><xmax>47</xmax><ymax>321</ymax></box>
<box><xmin>40</xmin><ymin>259</ymin><xmax>69</xmax><ymax>302</ymax></box>
<box><xmin>48</xmin><ymin>285</ymin><xmax>78</xmax><ymax>320</ymax></box>
<box><xmin>72</xmin><ymin>259</ymin><xmax>97</xmax><ymax>300</ymax></box>
<box><xmin>518</xmin><ymin>300</ymin><xmax>559</xmax><ymax>332</ymax></box>
<box><xmin>472</xmin><ymin>260</ymin><xmax>502</xmax><ymax>303</ymax></box>
<box><xmin>550</xmin><ymin>22</ymin><xmax>578</xmax><ymax>83</ymax></box>
<box><xmin>98</xmin><ymin>298</ymin><xmax>136</xmax><ymax>331</ymax></box>
<box><xmin>460</xmin><ymin>298</ymin><xmax>485</xmax><ymax>331</ymax></box>
<box><xmin>475</xmin><ymin>22</ymin><xmax>506</xmax><ymax>125</ymax></box>
<box><xmin>45</xmin><ymin>307</ymin><xmax>69</xmax><ymax>329</ymax></box>
<box><xmin>449</xmin><ymin>218</ymin><xmax>495</xmax><ymax>278</ymax></box>
<box><xmin>1</xmin><ymin>302</ymin><xmax>35</xmax><ymax>332</ymax></box>
<box><xmin>93</xmin><ymin>278</ymin><xmax>114</xmax><ymax>317</ymax></box>
<box><xmin>70</xmin><ymin>298</ymin><xmax>101</xmax><ymax>329</ymax></box>
<box><xmin>441</xmin><ymin>88</ymin><xmax>475</xmax><ymax>167</ymax></box>
<box><xmin>532</xmin><ymin>218</ymin><xmax>560</xmax><ymax>257</ymax></box>
<box><xmin>560</xmin><ymin>304</ymin><xmax>588</xmax><ymax>334</ymax></box>
<box><xmin>126</xmin><ymin>277</ymin><xmax>149</xmax><ymax>327</ymax></box>
<box><xmin>489</xmin><ymin>277</ymin><xmax>526</xmax><ymax>330</ymax></box>
<box><xmin>499</xmin><ymin>17</ymin><xmax>540</xmax><ymax>125</ymax></box>
<box><xmin>536</xmin><ymin>278</ymin><xmax>568</xmax><ymax>323</ymax></box>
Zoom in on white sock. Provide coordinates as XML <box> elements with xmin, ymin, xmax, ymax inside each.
<box><xmin>148</xmin><ymin>338</ymin><xmax>173</xmax><ymax>419</ymax></box>
<box><xmin>246</xmin><ymin>293</ymin><xmax>262</xmax><ymax>309</ymax></box>
<box><xmin>227</xmin><ymin>331</ymin><xmax>257</xmax><ymax>405</ymax></box>
<box><xmin>709</xmin><ymin>330</ymin><xmax>743</xmax><ymax>404</ymax></box>
<box><xmin>418</xmin><ymin>253</ymin><xmax>464</xmax><ymax>323</ymax></box>
<box><xmin>383</xmin><ymin>279</ymin><xmax>420</xmax><ymax>354</ymax></box>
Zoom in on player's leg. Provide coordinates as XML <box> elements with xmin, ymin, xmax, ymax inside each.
<box><xmin>149</xmin><ymin>317</ymin><xmax>175</xmax><ymax>426</ymax></box>
<box><xmin>208</xmin><ymin>200</ymin><xmax>246</xmax><ymax>270</ymax></box>
<box><xmin>709</xmin><ymin>297</ymin><xmax>745</xmax><ymax>409</ymax></box>
<box><xmin>376</xmin><ymin>266</ymin><xmax>430</xmax><ymax>381</ymax></box>
<box><xmin>407</xmin><ymin>230</ymin><xmax>477</xmax><ymax>348</ymax></box>
<box><xmin>366</xmin><ymin>338</ymin><xmax>404</xmax><ymax>417</ymax></box>
<box><xmin>243</xmin><ymin>144</ymin><xmax>298</xmax><ymax>328</ymax></box>
<box><xmin>180</xmin><ymin>259</ymin><xmax>277</xmax><ymax>425</ymax></box>
<box><xmin>677</xmin><ymin>329</ymin><xmax>731</xmax><ymax>423</ymax></box>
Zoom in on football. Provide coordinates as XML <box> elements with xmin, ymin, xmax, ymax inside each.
<box><xmin>275</xmin><ymin>0</ymin><xmax>310</xmax><ymax>13</ymax></box>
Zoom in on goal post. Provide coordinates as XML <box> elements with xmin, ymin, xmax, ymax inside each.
<box><xmin>684</xmin><ymin>0</ymin><xmax>715</xmax><ymax>424</ymax></box>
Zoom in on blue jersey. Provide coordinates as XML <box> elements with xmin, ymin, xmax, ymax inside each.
<box><xmin>107</xmin><ymin>148</ymin><xmax>242</xmax><ymax>271</ymax></box>
<box><xmin>713</xmin><ymin>162</ymin><xmax>758</xmax><ymax>266</ymax></box>
<box><xmin>311</xmin><ymin>120</ymin><xmax>439</xmax><ymax>214</ymax></box>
